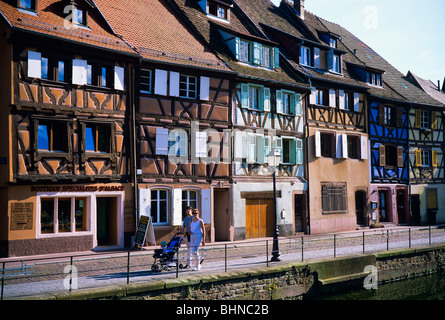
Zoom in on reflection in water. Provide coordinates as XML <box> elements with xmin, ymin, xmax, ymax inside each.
<box><xmin>309</xmin><ymin>272</ymin><xmax>445</xmax><ymax>300</ymax></box>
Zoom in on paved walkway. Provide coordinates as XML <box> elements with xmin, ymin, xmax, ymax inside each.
<box><xmin>2</xmin><ymin>225</ymin><xmax>445</xmax><ymax>299</ymax></box>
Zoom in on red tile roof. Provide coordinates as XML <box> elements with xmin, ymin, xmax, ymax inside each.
<box><xmin>93</xmin><ymin>0</ymin><xmax>230</xmax><ymax>70</ymax></box>
<box><xmin>0</xmin><ymin>0</ymin><xmax>135</xmax><ymax>53</ymax></box>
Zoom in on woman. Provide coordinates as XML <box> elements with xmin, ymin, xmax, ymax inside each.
<box><xmin>189</xmin><ymin>208</ymin><xmax>205</xmax><ymax>271</ymax></box>
<box><xmin>182</xmin><ymin>206</ymin><xmax>193</xmax><ymax>268</ymax></box>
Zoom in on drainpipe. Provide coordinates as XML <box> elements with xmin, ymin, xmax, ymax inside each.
<box><xmin>132</xmin><ymin>63</ymin><xmax>139</xmax><ymax>233</ymax></box>
<box><xmin>407</xmin><ymin>103</ymin><xmax>412</xmax><ymax>225</ymax></box>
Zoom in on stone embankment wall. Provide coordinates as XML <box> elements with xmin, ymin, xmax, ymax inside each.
<box><xmin>30</xmin><ymin>244</ymin><xmax>445</xmax><ymax>300</ymax></box>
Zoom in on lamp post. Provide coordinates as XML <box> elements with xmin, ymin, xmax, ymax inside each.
<box><xmin>268</xmin><ymin>147</ymin><xmax>281</xmax><ymax>262</ymax></box>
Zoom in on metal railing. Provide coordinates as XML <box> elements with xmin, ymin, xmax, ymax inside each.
<box><xmin>1</xmin><ymin>225</ymin><xmax>444</xmax><ymax>299</ymax></box>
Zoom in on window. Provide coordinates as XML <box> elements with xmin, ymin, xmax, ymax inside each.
<box><xmin>427</xmin><ymin>189</ymin><xmax>438</xmax><ymax>210</ymax></box>
<box><xmin>73</xmin><ymin>7</ymin><xmax>86</xmax><ymax>26</ymax></box>
<box><xmin>182</xmin><ymin>190</ymin><xmax>198</xmax><ymax>220</ymax></box>
<box><xmin>333</xmin><ymin>54</ymin><xmax>341</xmax><ymax>73</ymax></box>
<box><xmin>239</xmin><ymin>40</ymin><xmax>250</xmax><ymax>63</ymax></box>
<box><xmin>85</xmin><ymin>124</ymin><xmax>110</xmax><ymax>153</ymax></box>
<box><xmin>329</xmin><ymin>38</ymin><xmax>337</xmax><ymax>48</ymax></box>
<box><xmin>140</xmin><ymin>69</ymin><xmax>152</xmax><ymax>93</ymax></box>
<box><xmin>347</xmin><ymin>136</ymin><xmax>360</xmax><ymax>160</ymax></box>
<box><xmin>276</xmin><ymin>90</ymin><xmax>301</xmax><ymax>115</ymax></box>
<box><xmin>100</xmin><ymin>66</ymin><xmax>113</xmax><ymax>88</ymax></box>
<box><xmin>383</xmin><ymin>106</ymin><xmax>396</xmax><ymax>127</ymax></box>
<box><xmin>261</xmin><ymin>46</ymin><xmax>272</xmax><ymax>68</ymax></box>
<box><xmin>239</xmin><ymin>83</ymin><xmax>270</xmax><ymax>111</ymax></box>
<box><xmin>343</xmin><ymin>92</ymin><xmax>353</xmax><ymax>111</ymax></box>
<box><xmin>420</xmin><ymin>110</ymin><xmax>430</xmax><ymax>129</ymax></box>
<box><xmin>179</xmin><ymin>75</ymin><xmax>197</xmax><ymax>99</ymax></box>
<box><xmin>40</xmin><ymin>197</ymin><xmax>88</xmax><ymax>234</ymax></box>
<box><xmin>321</xmin><ymin>183</ymin><xmax>347</xmax><ymax>214</ymax></box>
<box><xmin>282</xmin><ymin>138</ymin><xmax>296</xmax><ymax>164</ymax></box>
<box><xmin>316</xmin><ymin>89</ymin><xmax>328</xmax><ymax>106</ymax></box>
<box><xmin>38</xmin><ymin>121</ymin><xmax>68</xmax><ymax>153</ymax></box>
<box><xmin>151</xmin><ymin>189</ymin><xmax>168</xmax><ymax>224</ymax></box>
<box><xmin>18</xmin><ymin>0</ymin><xmax>36</xmax><ymax>11</ymax></box>
<box><xmin>300</xmin><ymin>46</ymin><xmax>311</xmax><ymax>66</ymax></box>
<box><xmin>41</xmin><ymin>57</ymin><xmax>49</xmax><ymax>79</ymax></box>
<box><xmin>208</xmin><ymin>1</ymin><xmax>228</xmax><ymax>20</ymax></box>
<box><xmin>415</xmin><ymin>149</ymin><xmax>437</xmax><ymax>168</ymax></box>
<box><xmin>282</xmin><ymin>92</ymin><xmax>292</xmax><ymax>115</ymax></box>
<box><xmin>320</xmin><ymin>132</ymin><xmax>334</xmax><ymax>158</ymax></box>
<box><xmin>366</xmin><ymin>71</ymin><xmax>383</xmax><ymax>87</ymax></box>
<box><xmin>57</xmin><ymin>61</ymin><xmax>65</xmax><ymax>82</ymax></box>
<box><xmin>168</xmin><ymin>129</ymin><xmax>188</xmax><ymax>158</ymax></box>
<box><xmin>86</xmin><ymin>63</ymin><xmax>93</xmax><ymax>85</ymax></box>
<box><xmin>379</xmin><ymin>144</ymin><xmax>404</xmax><ymax>167</ymax></box>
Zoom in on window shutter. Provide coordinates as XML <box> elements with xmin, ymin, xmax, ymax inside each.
<box><xmin>155</xmin><ymin>128</ymin><xmax>169</xmax><ymax>155</ymax></box>
<box><xmin>247</xmin><ymin>133</ymin><xmax>256</xmax><ymax>164</ymax></box>
<box><xmin>234</xmin><ymin>130</ymin><xmax>247</xmax><ymax>160</ymax></box>
<box><xmin>309</xmin><ymin>88</ymin><xmax>317</xmax><ymax>105</ymax></box>
<box><xmin>315</xmin><ymin>131</ymin><xmax>321</xmax><ymax>158</ymax></box>
<box><xmin>353</xmin><ymin>93</ymin><xmax>360</xmax><ymax>112</ymax></box>
<box><xmin>336</xmin><ymin>134</ymin><xmax>345</xmax><ymax>159</ymax></box>
<box><xmin>379</xmin><ymin>145</ymin><xmax>386</xmax><ymax>167</ymax></box>
<box><xmin>169</xmin><ymin>71</ymin><xmax>180</xmax><ymax>97</ymax></box>
<box><xmin>276</xmin><ymin>137</ymin><xmax>283</xmax><ymax>163</ymax></box>
<box><xmin>264</xmin><ymin>135</ymin><xmax>271</xmax><ymax>162</ymax></box>
<box><xmin>274</xmin><ymin>47</ymin><xmax>280</xmax><ymax>68</ymax></box>
<box><xmin>432</xmin><ymin>150</ymin><xmax>438</xmax><ymax>167</ymax></box>
<box><xmin>313</xmin><ymin>47</ymin><xmax>320</xmax><ymax>69</ymax></box>
<box><xmin>72</xmin><ymin>59</ymin><xmax>88</xmax><ymax>85</ymax></box>
<box><xmin>329</xmin><ymin>90</ymin><xmax>336</xmax><ymax>108</ymax></box>
<box><xmin>296</xmin><ymin>138</ymin><xmax>303</xmax><ymax>165</ymax></box>
<box><xmin>114</xmin><ymin>66</ymin><xmax>125</xmax><ymax>91</ymax></box>
<box><xmin>154</xmin><ymin>69</ymin><xmax>168</xmax><ymax>96</ymax></box>
<box><xmin>415</xmin><ymin>109</ymin><xmax>421</xmax><ymax>128</ymax></box>
<box><xmin>397</xmin><ymin>146</ymin><xmax>404</xmax><ymax>167</ymax></box>
<box><xmin>379</xmin><ymin>105</ymin><xmax>385</xmax><ymax>125</ymax></box>
<box><xmin>396</xmin><ymin>107</ymin><xmax>404</xmax><ymax>127</ymax></box>
<box><xmin>431</xmin><ymin>111</ymin><xmax>437</xmax><ymax>130</ymax></box>
<box><xmin>195</xmin><ymin>131</ymin><xmax>207</xmax><ymax>158</ymax></box>
<box><xmin>256</xmin><ymin>135</ymin><xmax>265</xmax><ymax>164</ymax></box>
<box><xmin>295</xmin><ymin>93</ymin><xmax>302</xmax><ymax>115</ymax></box>
<box><xmin>200</xmin><ymin>76</ymin><xmax>210</xmax><ymax>101</ymax></box>
<box><xmin>172</xmin><ymin>189</ymin><xmax>182</xmax><ymax>226</ymax></box>
<box><xmin>327</xmin><ymin>49</ymin><xmax>334</xmax><ymax>71</ymax></box>
<box><xmin>415</xmin><ymin>149</ymin><xmax>422</xmax><ymax>167</ymax></box>
<box><xmin>240</xmin><ymin>83</ymin><xmax>249</xmax><ymax>108</ymax></box>
<box><xmin>235</xmin><ymin>37</ymin><xmax>240</xmax><ymax>60</ymax></box>
<box><xmin>360</xmin><ymin>136</ymin><xmax>368</xmax><ymax>160</ymax></box>
<box><xmin>276</xmin><ymin>90</ymin><xmax>283</xmax><ymax>114</ymax></box>
<box><xmin>253</xmin><ymin>42</ymin><xmax>262</xmax><ymax>65</ymax></box>
<box><xmin>263</xmin><ymin>87</ymin><xmax>271</xmax><ymax>112</ymax></box>
<box><xmin>338</xmin><ymin>90</ymin><xmax>345</xmax><ymax>110</ymax></box>
<box><xmin>28</xmin><ymin>51</ymin><xmax>42</xmax><ymax>78</ymax></box>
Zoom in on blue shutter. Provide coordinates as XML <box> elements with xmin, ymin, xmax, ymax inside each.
<box><xmin>296</xmin><ymin>139</ymin><xmax>303</xmax><ymax>165</ymax></box>
<box><xmin>327</xmin><ymin>49</ymin><xmax>334</xmax><ymax>71</ymax></box>
<box><xmin>263</xmin><ymin>87</ymin><xmax>271</xmax><ymax>112</ymax></box>
<box><xmin>274</xmin><ymin>47</ymin><xmax>280</xmax><ymax>69</ymax></box>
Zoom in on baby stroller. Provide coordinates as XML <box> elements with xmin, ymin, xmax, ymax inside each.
<box><xmin>151</xmin><ymin>233</ymin><xmax>186</xmax><ymax>272</ymax></box>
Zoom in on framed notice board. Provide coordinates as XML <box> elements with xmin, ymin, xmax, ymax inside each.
<box><xmin>134</xmin><ymin>215</ymin><xmax>150</xmax><ymax>246</ymax></box>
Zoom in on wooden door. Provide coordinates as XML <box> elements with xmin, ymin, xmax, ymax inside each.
<box><xmin>246</xmin><ymin>199</ymin><xmax>274</xmax><ymax>239</ymax></box>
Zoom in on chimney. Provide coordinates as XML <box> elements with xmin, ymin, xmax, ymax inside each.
<box><xmin>443</xmin><ymin>77</ymin><xmax>445</xmax><ymax>92</ymax></box>
<box><xmin>295</xmin><ymin>0</ymin><xmax>305</xmax><ymax>20</ymax></box>
<box><xmin>439</xmin><ymin>80</ymin><xmax>441</xmax><ymax>92</ymax></box>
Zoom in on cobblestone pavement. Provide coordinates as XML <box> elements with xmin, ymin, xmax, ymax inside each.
<box><xmin>2</xmin><ymin>226</ymin><xmax>445</xmax><ymax>299</ymax></box>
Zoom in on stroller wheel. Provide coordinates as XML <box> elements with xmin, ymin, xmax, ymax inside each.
<box><xmin>162</xmin><ymin>265</ymin><xmax>169</xmax><ymax>272</ymax></box>
<box><xmin>151</xmin><ymin>264</ymin><xmax>160</xmax><ymax>272</ymax></box>
<box><xmin>178</xmin><ymin>263</ymin><xmax>184</xmax><ymax>269</ymax></box>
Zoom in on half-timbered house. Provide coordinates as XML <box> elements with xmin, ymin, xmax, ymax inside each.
<box><xmin>249</xmin><ymin>0</ymin><xmax>370</xmax><ymax>234</ymax></box>
<box><xmin>0</xmin><ymin>0</ymin><xmax>137</xmax><ymax>257</ymax></box>
<box><xmin>328</xmin><ymin>11</ymin><xmax>445</xmax><ymax>226</ymax></box>
<box><xmin>169</xmin><ymin>0</ymin><xmax>310</xmax><ymax>240</ymax></box>
<box><xmin>96</xmin><ymin>0</ymin><xmax>236</xmax><ymax>243</ymax></box>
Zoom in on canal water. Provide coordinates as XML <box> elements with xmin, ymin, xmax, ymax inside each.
<box><xmin>309</xmin><ymin>272</ymin><xmax>445</xmax><ymax>300</ymax></box>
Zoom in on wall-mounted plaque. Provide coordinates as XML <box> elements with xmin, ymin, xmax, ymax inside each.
<box><xmin>11</xmin><ymin>202</ymin><xmax>33</xmax><ymax>230</ymax></box>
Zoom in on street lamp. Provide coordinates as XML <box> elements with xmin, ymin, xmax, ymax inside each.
<box><xmin>268</xmin><ymin>147</ymin><xmax>281</xmax><ymax>262</ymax></box>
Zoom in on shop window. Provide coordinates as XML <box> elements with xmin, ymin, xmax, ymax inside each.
<box><xmin>40</xmin><ymin>197</ymin><xmax>88</xmax><ymax>234</ymax></box>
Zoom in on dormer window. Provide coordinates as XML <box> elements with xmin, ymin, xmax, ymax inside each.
<box><xmin>329</xmin><ymin>38</ymin><xmax>337</xmax><ymax>48</ymax></box>
<box><xmin>219</xmin><ymin>30</ymin><xmax>280</xmax><ymax>70</ymax></box>
<box><xmin>366</xmin><ymin>71</ymin><xmax>383</xmax><ymax>87</ymax></box>
<box><xmin>199</xmin><ymin>0</ymin><xmax>231</xmax><ymax>21</ymax></box>
<box><xmin>18</xmin><ymin>0</ymin><xmax>37</xmax><ymax>11</ymax></box>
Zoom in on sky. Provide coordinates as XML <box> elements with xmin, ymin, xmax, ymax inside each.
<box><xmin>269</xmin><ymin>0</ymin><xmax>445</xmax><ymax>86</ymax></box>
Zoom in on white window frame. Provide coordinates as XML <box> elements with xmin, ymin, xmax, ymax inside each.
<box><xmin>179</xmin><ymin>74</ymin><xmax>197</xmax><ymax>99</ymax></box>
<box><xmin>140</xmin><ymin>69</ymin><xmax>152</xmax><ymax>94</ymax></box>
<box><xmin>300</xmin><ymin>46</ymin><xmax>311</xmax><ymax>66</ymax></box>
<box><xmin>151</xmin><ymin>189</ymin><xmax>169</xmax><ymax>225</ymax></box>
